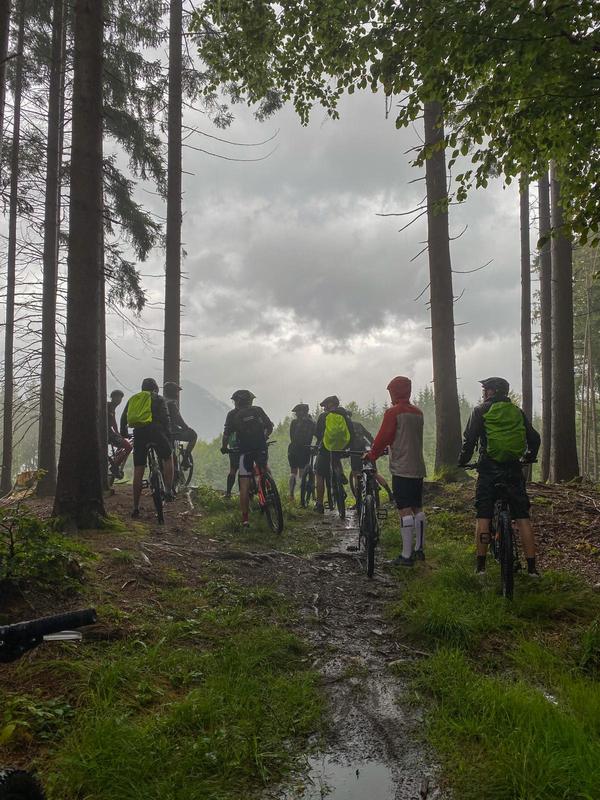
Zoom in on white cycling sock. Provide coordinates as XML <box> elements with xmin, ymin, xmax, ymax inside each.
<box><xmin>401</xmin><ymin>514</ymin><xmax>415</xmax><ymax>559</ymax></box>
<box><xmin>415</xmin><ymin>511</ymin><xmax>426</xmax><ymax>551</ymax></box>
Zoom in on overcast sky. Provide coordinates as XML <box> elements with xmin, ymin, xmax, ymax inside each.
<box><xmin>107</xmin><ymin>88</ymin><xmax>540</xmax><ymax>423</ymax></box>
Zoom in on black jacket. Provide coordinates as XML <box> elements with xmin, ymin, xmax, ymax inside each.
<box><xmin>458</xmin><ymin>397</ymin><xmax>540</xmax><ymax>466</ymax></box>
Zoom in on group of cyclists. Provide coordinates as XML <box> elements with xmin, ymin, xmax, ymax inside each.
<box><xmin>110</xmin><ymin>373</ymin><xmax>541</xmax><ymax>575</ymax></box>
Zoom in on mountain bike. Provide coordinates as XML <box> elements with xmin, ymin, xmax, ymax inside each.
<box><xmin>463</xmin><ymin>463</ymin><xmax>524</xmax><ymax>599</ymax></box>
<box><xmin>347</xmin><ymin>453</ymin><xmax>387</xmax><ymax>578</ymax></box>
<box><xmin>300</xmin><ymin>447</ymin><xmax>317</xmax><ymax>508</ymax></box>
<box><xmin>173</xmin><ymin>441</ymin><xmax>194</xmax><ymax>491</ymax></box>
<box><xmin>141</xmin><ymin>442</ymin><xmax>166</xmax><ymax>524</ymax></box>
<box><xmin>227</xmin><ymin>442</ymin><xmax>284</xmax><ymax>533</ymax></box>
<box><xmin>325</xmin><ymin>450</ymin><xmax>349</xmax><ymax>519</ymax></box>
<box><xmin>0</xmin><ymin>609</ymin><xmax>97</xmax><ymax>799</ymax></box>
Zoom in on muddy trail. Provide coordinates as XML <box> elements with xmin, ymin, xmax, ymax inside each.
<box><xmin>208</xmin><ymin>512</ymin><xmax>440</xmax><ymax>800</ymax></box>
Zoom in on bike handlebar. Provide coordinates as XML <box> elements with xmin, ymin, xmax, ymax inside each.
<box><xmin>0</xmin><ymin>608</ymin><xmax>97</xmax><ymax>663</ymax></box>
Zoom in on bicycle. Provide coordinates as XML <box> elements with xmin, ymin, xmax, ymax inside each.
<box><xmin>463</xmin><ymin>463</ymin><xmax>525</xmax><ymax>599</ymax></box>
<box><xmin>300</xmin><ymin>447</ymin><xmax>317</xmax><ymax>508</ymax></box>
<box><xmin>142</xmin><ymin>442</ymin><xmax>166</xmax><ymax>524</ymax></box>
<box><xmin>227</xmin><ymin>442</ymin><xmax>284</xmax><ymax>533</ymax></box>
<box><xmin>347</xmin><ymin>452</ymin><xmax>387</xmax><ymax>578</ymax></box>
<box><xmin>325</xmin><ymin>449</ymin><xmax>349</xmax><ymax>519</ymax></box>
<box><xmin>0</xmin><ymin>609</ymin><xmax>97</xmax><ymax>799</ymax></box>
<box><xmin>173</xmin><ymin>441</ymin><xmax>194</xmax><ymax>491</ymax></box>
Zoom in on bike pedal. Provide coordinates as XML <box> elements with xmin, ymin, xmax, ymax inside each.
<box><xmin>346</xmin><ymin>545</ymin><xmax>358</xmax><ymax>552</ymax></box>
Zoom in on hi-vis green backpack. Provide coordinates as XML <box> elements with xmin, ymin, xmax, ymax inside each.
<box><xmin>127</xmin><ymin>391</ymin><xmax>153</xmax><ymax>427</ymax></box>
<box><xmin>323</xmin><ymin>412</ymin><xmax>350</xmax><ymax>452</ymax></box>
<box><xmin>483</xmin><ymin>401</ymin><xmax>526</xmax><ymax>462</ymax></box>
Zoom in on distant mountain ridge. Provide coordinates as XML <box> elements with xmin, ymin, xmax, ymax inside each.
<box><xmin>179</xmin><ymin>380</ymin><xmax>230</xmax><ymax>442</ymax></box>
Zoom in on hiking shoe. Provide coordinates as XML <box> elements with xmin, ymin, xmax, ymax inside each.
<box><xmin>414</xmin><ymin>548</ymin><xmax>425</xmax><ymax>561</ymax></box>
<box><xmin>391</xmin><ymin>555</ymin><xmax>414</xmax><ymax>567</ymax></box>
<box><xmin>314</xmin><ymin>503</ymin><xmax>324</xmax><ymax>514</ymax></box>
<box><xmin>164</xmin><ymin>491</ymin><xmax>175</xmax><ymax>503</ymax></box>
<box><xmin>242</xmin><ymin>520</ymin><xmax>250</xmax><ymax>529</ymax></box>
<box><xmin>527</xmin><ymin>569</ymin><xmax>542</xmax><ymax>578</ymax></box>
<box><xmin>475</xmin><ymin>567</ymin><xmax>486</xmax><ymax>576</ymax></box>
<box><xmin>131</xmin><ymin>508</ymin><xmax>140</xmax><ymax>519</ymax></box>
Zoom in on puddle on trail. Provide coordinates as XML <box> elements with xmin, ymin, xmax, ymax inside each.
<box><xmin>288</xmin><ymin>756</ymin><xmax>396</xmax><ymax>799</ymax></box>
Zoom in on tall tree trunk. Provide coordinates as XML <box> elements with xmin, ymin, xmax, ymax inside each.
<box><xmin>538</xmin><ymin>170</ymin><xmax>552</xmax><ymax>482</ymax></box>
<box><xmin>163</xmin><ymin>0</ymin><xmax>182</xmax><ymax>386</ymax></box>
<box><xmin>53</xmin><ymin>0</ymin><xmax>105</xmax><ymax>525</ymax></box>
<box><xmin>519</xmin><ymin>178</ymin><xmax>532</xmax><ymax>480</ymax></box>
<box><xmin>0</xmin><ymin>0</ymin><xmax>24</xmax><ymax>495</ymax></box>
<box><xmin>0</xmin><ymin>0</ymin><xmax>10</xmax><ymax>154</ymax></box>
<box><xmin>37</xmin><ymin>0</ymin><xmax>65</xmax><ymax>496</ymax></box>
<box><xmin>99</xmin><ymin>220</ymin><xmax>108</xmax><ymax>490</ymax></box>
<box><xmin>549</xmin><ymin>164</ymin><xmax>579</xmax><ymax>482</ymax></box>
<box><xmin>424</xmin><ymin>100</ymin><xmax>462</xmax><ymax>472</ymax></box>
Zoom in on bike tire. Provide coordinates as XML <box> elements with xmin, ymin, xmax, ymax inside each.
<box><xmin>150</xmin><ymin>467</ymin><xmax>165</xmax><ymax>525</ymax></box>
<box><xmin>498</xmin><ymin>510</ymin><xmax>514</xmax><ymax>599</ymax></box>
<box><xmin>300</xmin><ymin>468</ymin><xmax>314</xmax><ymax>508</ymax></box>
<box><xmin>263</xmin><ymin>472</ymin><xmax>284</xmax><ymax>533</ymax></box>
<box><xmin>363</xmin><ymin>494</ymin><xmax>377</xmax><ymax>578</ymax></box>
<box><xmin>332</xmin><ymin>472</ymin><xmax>346</xmax><ymax>519</ymax></box>
<box><xmin>0</xmin><ymin>769</ymin><xmax>46</xmax><ymax>800</ymax></box>
<box><xmin>179</xmin><ymin>452</ymin><xmax>194</xmax><ymax>488</ymax></box>
<box><xmin>325</xmin><ymin>476</ymin><xmax>333</xmax><ymax>511</ymax></box>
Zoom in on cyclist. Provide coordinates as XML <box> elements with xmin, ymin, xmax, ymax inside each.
<box><xmin>224</xmin><ymin>394</ymin><xmax>243</xmax><ymax>498</ymax></box>
<box><xmin>347</xmin><ymin>410</ymin><xmax>393</xmax><ymax>504</ymax></box>
<box><xmin>107</xmin><ymin>389</ymin><xmax>132</xmax><ymax>477</ymax></box>
<box><xmin>314</xmin><ymin>395</ymin><xmax>354</xmax><ymax>514</ymax></box>
<box><xmin>288</xmin><ymin>403</ymin><xmax>316</xmax><ymax>500</ymax></box>
<box><xmin>365</xmin><ymin>376</ymin><xmax>426</xmax><ymax>566</ymax></box>
<box><xmin>458</xmin><ymin>377</ymin><xmax>541</xmax><ymax>576</ymax></box>
<box><xmin>120</xmin><ymin>378</ymin><xmax>174</xmax><ymax>518</ymax></box>
<box><xmin>221</xmin><ymin>390</ymin><xmax>274</xmax><ymax>527</ymax></box>
<box><xmin>163</xmin><ymin>381</ymin><xmax>197</xmax><ymax>470</ymax></box>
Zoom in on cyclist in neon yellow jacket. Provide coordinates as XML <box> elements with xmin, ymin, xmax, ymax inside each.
<box><xmin>120</xmin><ymin>378</ymin><xmax>174</xmax><ymax>518</ymax></box>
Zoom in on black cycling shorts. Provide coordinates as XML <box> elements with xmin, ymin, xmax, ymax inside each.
<box><xmin>132</xmin><ymin>423</ymin><xmax>172</xmax><ymax>468</ymax></box>
<box><xmin>229</xmin><ymin>452</ymin><xmax>239</xmax><ymax>471</ymax></box>
<box><xmin>315</xmin><ymin>448</ymin><xmax>339</xmax><ymax>479</ymax></box>
<box><xmin>288</xmin><ymin>444</ymin><xmax>311</xmax><ymax>470</ymax></box>
<box><xmin>171</xmin><ymin>427</ymin><xmax>197</xmax><ymax>447</ymax></box>
<box><xmin>392</xmin><ymin>476</ymin><xmax>423</xmax><ymax>510</ymax></box>
<box><xmin>475</xmin><ymin>464</ymin><xmax>530</xmax><ymax>519</ymax></box>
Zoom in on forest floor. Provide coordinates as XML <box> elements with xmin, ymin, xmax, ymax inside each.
<box><xmin>0</xmin><ymin>477</ymin><xmax>599</xmax><ymax>799</ymax></box>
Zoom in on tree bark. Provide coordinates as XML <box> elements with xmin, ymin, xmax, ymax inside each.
<box><xmin>163</xmin><ymin>0</ymin><xmax>182</xmax><ymax>386</ymax></box>
<box><xmin>538</xmin><ymin>170</ymin><xmax>552</xmax><ymax>482</ymax></box>
<box><xmin>423</xmin><ymin>100</ymin><xmax>462</xmax><ymax>473</ymax></box>
<box><xmin>549</xmin><ymin>164</ymin><xmax>579</xmax><ymax>482</ymax></box>
<box><xmin>37</xmin><ymin>0</ymin><xmax>65</xmax><ymax>496</ymax></box>
<box><xmin>519</xmin><ymin>178</ymin><xmax>532</xmax><ymax>480</ymax></box>
<box><xmin>0</xmin><ymin>0</ymin><xmax>10</xmax><ymax>155</ymax></box>
<box><xmin>0</xmin><ymin>0</ymin><xmax>24</xmax><ymax>495</ymax></box>
<box><xmin>53</xmin><ymin>0</ymin><xmax>105</xmax><ymax>525</ymax></box>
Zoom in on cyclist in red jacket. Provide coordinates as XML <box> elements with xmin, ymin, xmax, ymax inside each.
<box><xmin>365</xmin><ymin>376</ymin><xmax>426</xmax><ymax>566</ymax></box>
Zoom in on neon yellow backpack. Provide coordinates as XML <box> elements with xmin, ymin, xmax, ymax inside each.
<box><xmin>127</xmin><ymin>391</ymin><xmax>153</xmax><ymax>427</ymax></box>
<box><xmin>323</xmin><ymin>412</ymin><xmax>350</xmax><ymax>451</ymax></box>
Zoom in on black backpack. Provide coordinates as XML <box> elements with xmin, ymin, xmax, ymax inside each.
<box><xmin>292</xmin><ymin>417</ymin><xmax>315</xmax><ymax>447</ymax></box>
<box><xmin>235</xmin><ymin>407</ymin><xmax>268</xmax><ymax>451</ymax></box>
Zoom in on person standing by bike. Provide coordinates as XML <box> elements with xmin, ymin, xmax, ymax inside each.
<box><xmin>120</xmin><ymin>378</ymin><xmax>174</xmax><ymax>518</ymax></box>
<box><xmin>314</xmin><ymin>395</ymin><xmax>354</xmax><ymax>514</ymax></box>
<box><xmin>458</xmin><ymin>377</ymin><xmax>540</xmax><ymax>576</ymax></box>
<box><xmin>220</xmin><ymin>390</ymin><xmax>274</xmax><ymax>527</ymax></box>
<box><xmin>365</xmin><ymin>376</ymin><xmax>426</xmax><ymax>566</ymax></box>
<box><xmin>288</xmin><ymin>403</ymin><xmax>315</xmax><ymax>500</ymax></box>
<box><xmin>107</xmin><ymin>389</ymin><xmax>132</xmax><ymax>477</ymax></box>
<box><xmin>163</xmin><ymin>382</ymin><xmax>198</xmax><ymax>470</ymax></box>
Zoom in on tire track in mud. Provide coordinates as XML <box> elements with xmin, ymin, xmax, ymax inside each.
<box><xmin>226</xmin><ymin>510</ymin><xmax>444</xmax><ymax>800</ymax></box>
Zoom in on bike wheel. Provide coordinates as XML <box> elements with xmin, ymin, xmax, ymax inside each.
<box><xmin>363</xmin><ymin>494</ymin><xmax>377</xmax><ymax>578</ymax></box>
<box><xmin>325</xmin><ymin>476</ymin><xmax>333</xmax><ymax>511</ymax></box>
<box><xmin>150</xmin><ymin>467</ymin><xmax>165</xmax><ymax>525</ymax></box>
<box><xmin>262</xmin><ymin>472</ymin><xmax>284</xmax><ymax>533</ymax></box>
<box><xmin>498</xmin><ymin>510</ymin><xmax>514</xmax><ymax>599</ymax></box>
<box><xmin>332</xmin><ymin>473</ymin><xmax>346</xmax><ymax>519</ymax></box>
<box><xmin>179</xmin><ymin>452</ymin><xmax>194</xmax><ymax>487</ymax></box>
<box><xmin>300</xmin><ymin>468</ymin><xmax>314</xmax><ymax>508</ymax></box>
<box><xmin>0</xmin><ymin>769</ymin><xmax>46</xmax><ymax>800</ymax></box>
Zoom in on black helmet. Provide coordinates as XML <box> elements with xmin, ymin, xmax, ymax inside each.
<box><xmin>141</xmin><ymin>377</ymin><xmax>159</xmax><ymax>393</ymax></box>
<box><xmin>163</xmin><ymin>381</ymin><xmax>182</xmax><ymax>398</ymax></box>
<box><xmin>480</xmin><ymin>377</ymin><xmax>509</xmax><ymax>397</ymax></box>
<box><xmin>320</xmin><ymin>395</ymin><xmax>339</xmax><ymax>408</ymax></box>
<box><xmin>110</xmin><ymin>389</ymin><xmax>124</xmax><ymax>400</ymax></box>
<box><xmin>292</xmin><ymin>403</ymin><xmax>309</xmax><ymax>414</ymax></box>
<box><xmin>231</xmin><ymin>389</ymin><xmax>256</xmax><ymax>403</ymax></box>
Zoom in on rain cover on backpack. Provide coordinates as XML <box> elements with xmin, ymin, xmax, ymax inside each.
<box><xmin>483</xmin><ymin>401</ymin><xmax>526</xmax><ymax>462</ymax></box>
<box><xmin>127</xmin><ymin>391</ymin><xmax>153</xmax><ymax>427</ymax></box>
<box><xmin>322</xmin><ymin>412</ymin><xmax>350</xmax><ymax>452</ymax></box>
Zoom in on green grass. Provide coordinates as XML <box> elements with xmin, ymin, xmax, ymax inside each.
<box><xmin>386</xmin><ymin>493</ymin><xmax>600</xmax><ymax>799</ymax></box>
